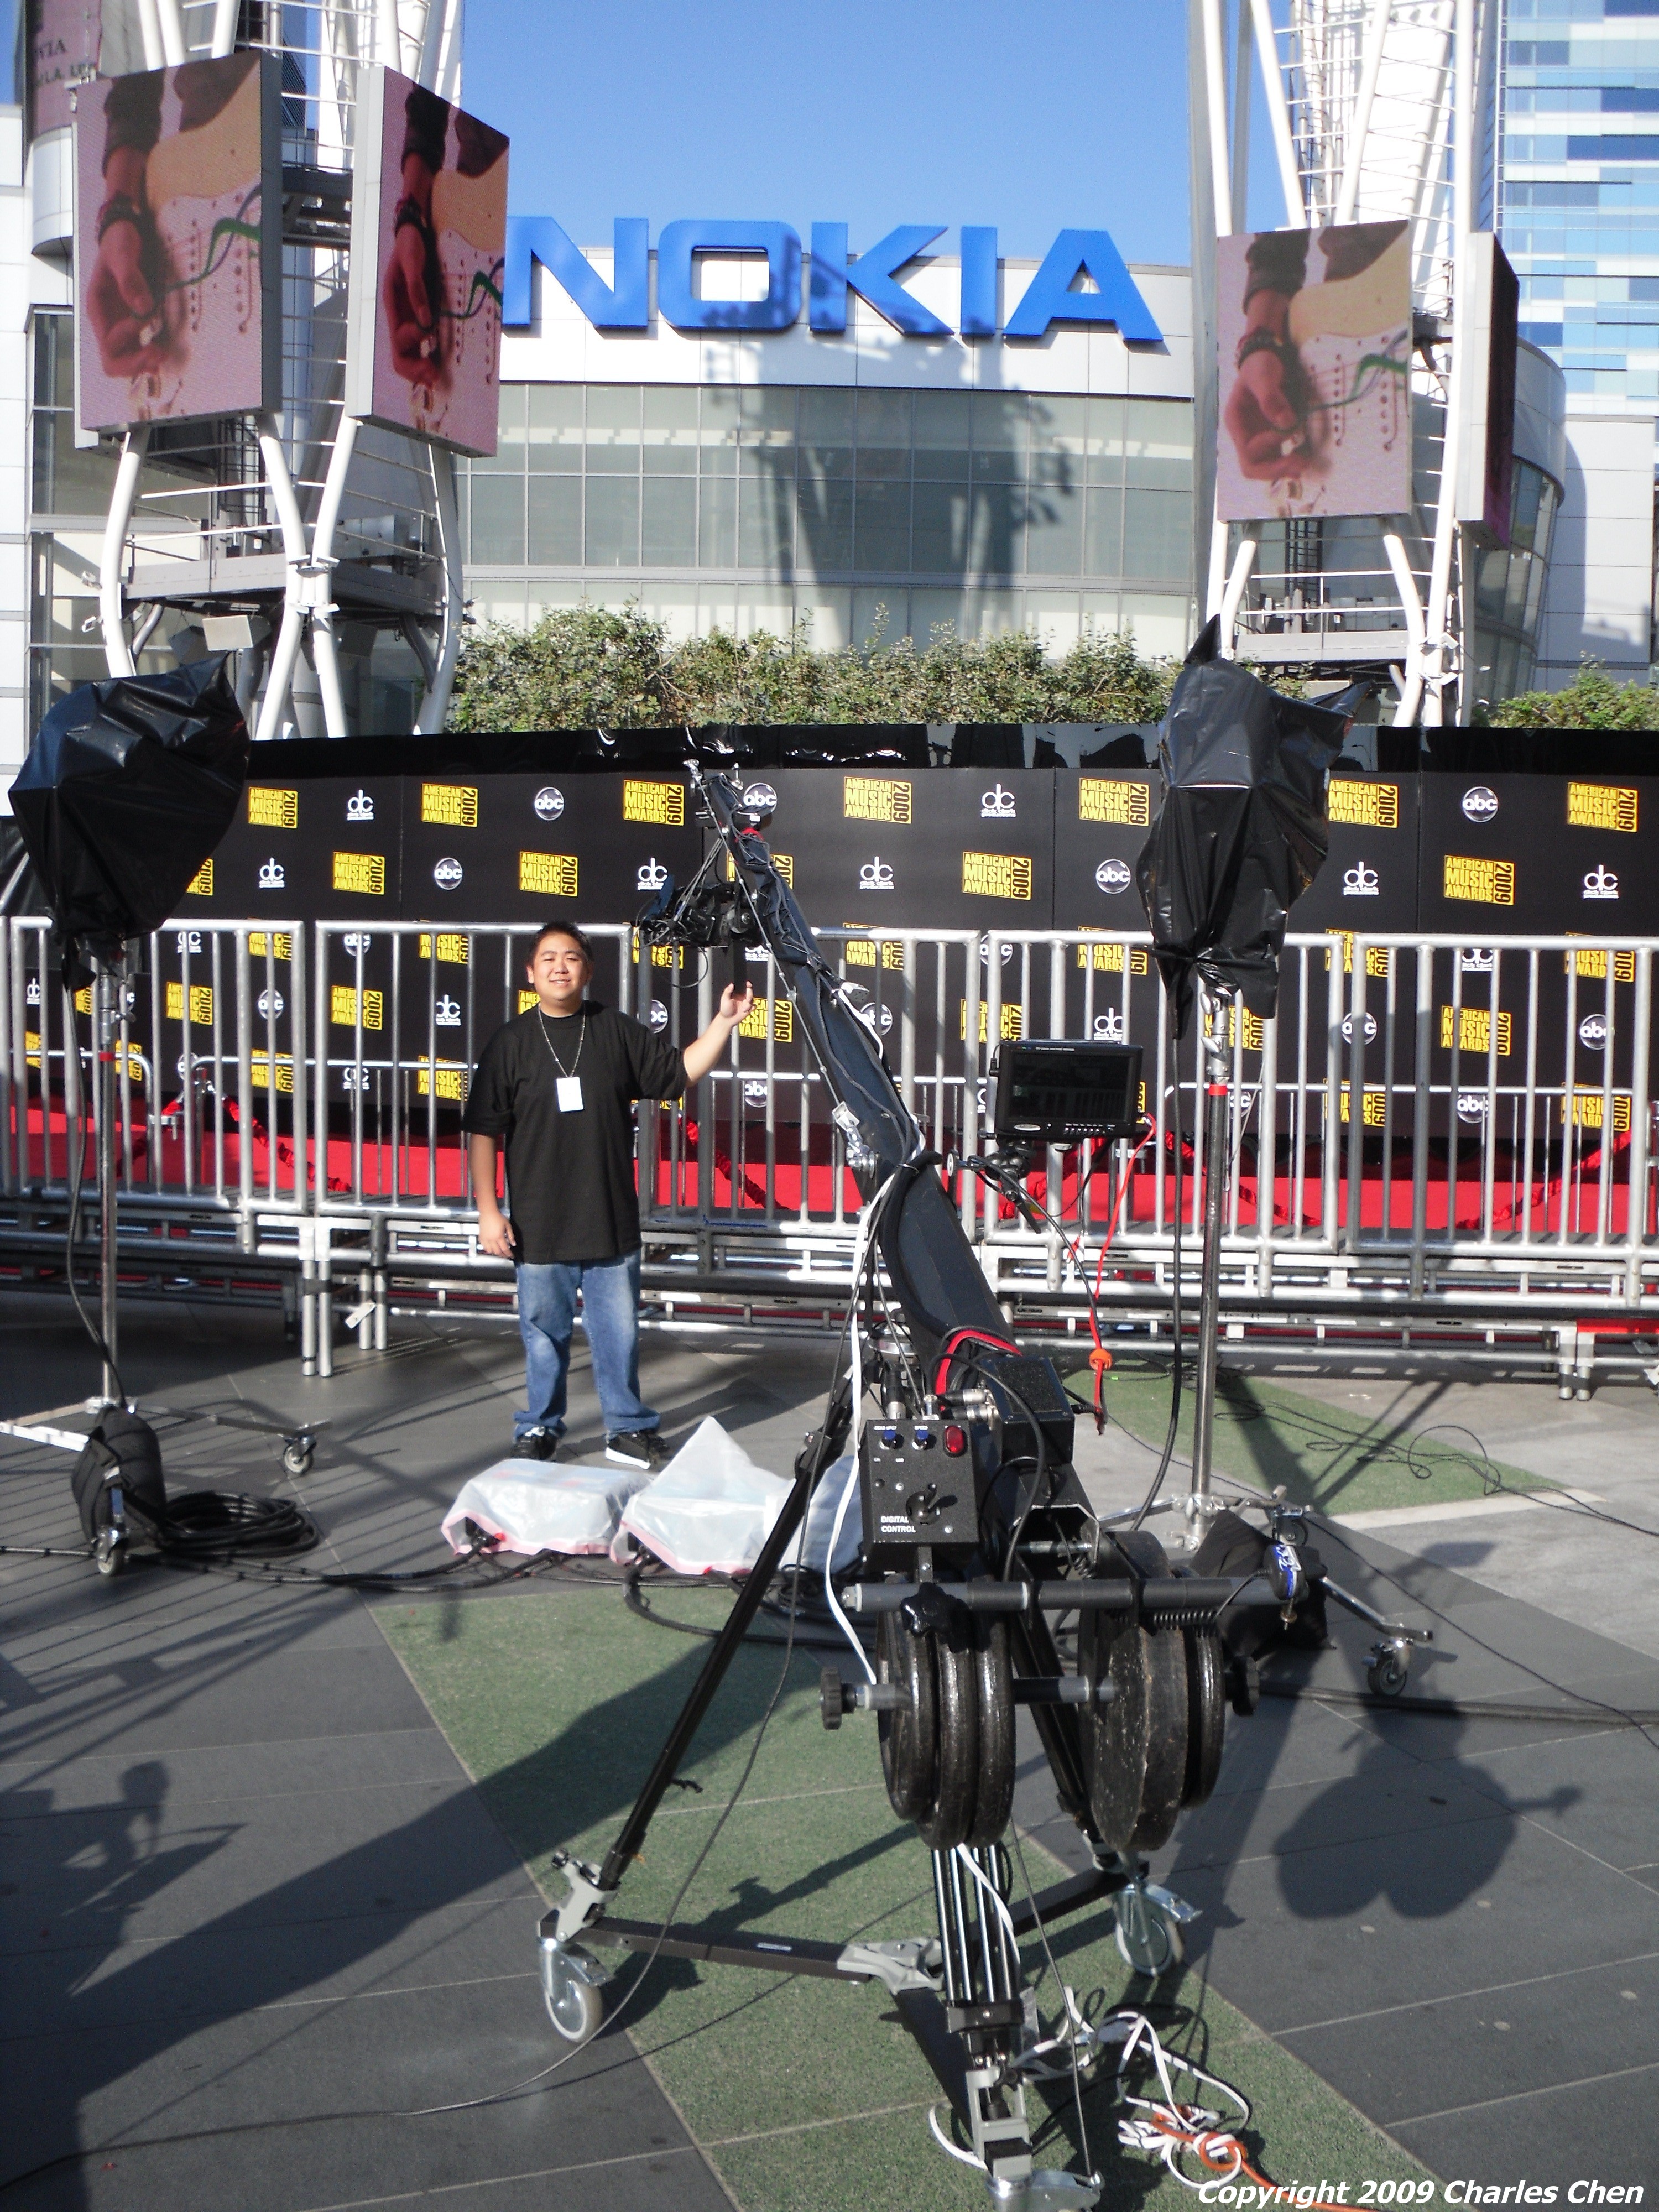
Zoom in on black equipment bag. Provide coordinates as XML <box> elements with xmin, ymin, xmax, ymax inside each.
<box><xmin>71</xmin><ymin>1410</ymin><xmax>166</xmax><ymax>1542</ymax></box>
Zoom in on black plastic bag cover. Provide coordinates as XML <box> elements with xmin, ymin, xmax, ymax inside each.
<box><xmin>8</xmin><ymin>658</ymin><xmax>248</xmax><ymax>973</ymax></box>
<box><xmin>1136</xmin><ymin>619</ymin><xmax>1349</xmax><ymax>1034</ymax></box>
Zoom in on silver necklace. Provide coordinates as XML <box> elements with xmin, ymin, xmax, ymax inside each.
<box><xmin>536</xmin><ymin>1004</ymin><xmax>587</xmax><ymax>1080</ymax></box>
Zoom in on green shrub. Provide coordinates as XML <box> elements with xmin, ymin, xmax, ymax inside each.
<box><xmin>448</xmin><ymin>601</ymin><xmax>1178</xmax><ymax>730</ymax></box>
<box><xmin>1488</xmin><ymin>660</ymin><xmax>1659</xmax><ymax>729</ymax></box>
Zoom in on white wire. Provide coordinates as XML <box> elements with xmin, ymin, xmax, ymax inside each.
<box><xmin>953</xmin><ymin>1844</ymin><xmax>1021</xmax><ymax>1956</ymax></box>
<box><xmin>822</xmin><ymin>1169</ymin><xmax>897</xmax><ymax>1686</ymax></box>
<box><xmin>926</xmin><ymin>2103</ymin><xmax>985</xmax><ymax>2169</ymax></box>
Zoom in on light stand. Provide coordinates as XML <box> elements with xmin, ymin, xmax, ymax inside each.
<box><xmin>88</xmin><ymin>950</ymin><xmax>136</xmax><ymax>1408</ymax></box>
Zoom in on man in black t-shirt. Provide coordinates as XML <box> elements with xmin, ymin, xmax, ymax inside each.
<box><xmin>464</xmin><ymin>917</ymin><xmax>753</xmax><ymax>1468</ymax></box>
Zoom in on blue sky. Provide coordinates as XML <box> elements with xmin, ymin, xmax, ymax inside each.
<box><xmin>465</xmin><ymin>0</ymin><xmax>1291</xmax><ymax>269</ymax></box>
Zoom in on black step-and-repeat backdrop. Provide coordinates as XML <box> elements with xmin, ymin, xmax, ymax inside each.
<box><xmin>181</xmin><ymin>765</ymin><xmax>1659</xmax><ymax>943</ymax></box>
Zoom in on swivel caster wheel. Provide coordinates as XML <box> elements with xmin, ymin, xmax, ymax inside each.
<box><xmin>1114</xmin><ymin>1888</ymin><xmax>1185</xmax><ymax>1979</ymax></box>
<box><xmin>1366</xmin><ymin>1641</ymin><xmax>1411</xmax><ymax>1699</ymax></box>
<box><xmin>94</xmin><ymin>1530</ymin><xmax>125</xmax><ymax>1579</ymax></box>
<box><xmin>283</xmin><ymin>1439</ymin><xmax>315</xmax><ymax>1478</ymax></box>
<box><xmin>539</xmin><ymin>1939</ymin><xmax>607</xmax><ymax>2047</ymax></box>
<box><xmin>544</xmin><ymin>1971</ymin><xmax>604</xmax><ymax>2046</ymax></box>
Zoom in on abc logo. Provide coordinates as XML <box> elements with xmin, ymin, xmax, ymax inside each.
<box><xmin>647</xmin><ymin>999</ymin><xmax>669</xmax><ymax>1033</ymax></box>
<box><xmin>533</xmin><ymin>787</ymin><xmax>565</xmax><ymax>821</ymax></box>
<box><xmin>743</xmin><ymin>1078</ymin><xmax>769</xmax><ymax>1106</ymax></box>
<box><xmin>1340</xmin><ymin>1010</ymin><xmax>1379</xmax><ymax>1045</ymax></box>
<box><xmin>742</xmin><ymin>782</ymin><xmax>779</xmax><ymax>812</ymax></box>
<box><xmin>1456</xmin><ymin>1092</ymin><xmax>1490</xmax><ymax>1123</ymax></box>
<box><xmin>1094</xmin><ymin>858</ymin><xmax>1133</xmax><ymax>895</ymax></box>
<box><xmin>257</xmin><ymin>988</ymin><xmax>284</xmax><ymax>1019</ymax></box>
<box><xmin>433</xmin><ymin>857</ymin><xmax>463</xmax><ymax>890</ymax></box>
<box><xmin>1462</xmin><ymin>786</ymin><xmax>1499</xmax><ymax>823</ymax></box>
<box><xmin>1579</xmin><ymin>1014</ymin><xmax>1609</xmax><ymax>1051</ymax></box>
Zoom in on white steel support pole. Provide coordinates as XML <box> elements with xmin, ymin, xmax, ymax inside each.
<box><xmin>1335</xmin><ymin>0</ymin><xmax>1394</xmax><ymax>224</ymax></box>
<box><xmin>1421</xmin><ymin>0</ymin><xmax>1475</xmax><ymax>727</ymax></box>
<box><xmin>208</xmin><ymin>0</ymin><xmax>239</xmax><ymax>57</ymax></box>
<box><xmin>1383</xmin><ymin>530</ymin><xmax>1429</xmax><ymax>724</ymax></box>
<box><xmin>416</xmin><ymin>448</ymin><xmax>465</xmax><ymax>735</ymax></box>
<box><xmin>154</xmin><ymin>0</ymin><xmax>186</xmax><ymax>65</ymax></box>
<box><xmin>1232</xmin><ymin>0</ymin><xmax>1255</xmax><ymax>229</ymax></box>
<box><xmin>1202</xmin><ymin>0</ymin><xmax>1234</xmax><ymax>234</ymax></box>
<box><xmin>133</xmin><ymin>0</ymin><xmax>165</xmax><ymax>71</ymax></box>
<box><xmin>254</xmin><ymin>416</ymin><xmax>315</xmax><ymax>744</ymax></box>
<box><xmin>308</xmin><ymin>416</ymin><xmax>361</xmax><ymax>740</ymax></box>
<box><xmin>98</xmin><ymin>428</ymin><xmax>149</xmax><ymax>678</ymax></box>
<box><xmin>1249</xmin><ymin>0</ymin><xmax>1306</xmax><ymax>226</ymax></box>
<box><xmin>1218</xmin><ymin>534</ymin><xmax>1259</xmax><ymax>655</ymax></box>
<box><xmin>376</xmin><ymin>0</ymin><xmax>403</xmax><ymax>71</ymax></box>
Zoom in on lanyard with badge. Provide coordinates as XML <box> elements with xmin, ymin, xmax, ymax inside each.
<box><xmin>538</xmin><ymin>1005</ymin><xmax>586</xmax><ymax>1112</ymax></box>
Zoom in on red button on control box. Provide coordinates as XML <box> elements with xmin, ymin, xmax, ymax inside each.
<box><xmin>943</xmin><ymin>1424</ymin><xmax>967</xmax><ymax>1456</ymax></box>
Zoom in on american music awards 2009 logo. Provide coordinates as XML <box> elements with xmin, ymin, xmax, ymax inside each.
<box><xmin>1094</xmin><ymin>858</ymin><xmax>1133</xmax><ymax>895</ymax></box>
<box><xmin>980</xmin><ymin>784</ymin><xmax>1016</xmax><ymax>820</ymax></box>
<box><xmin>1343</xmin><ymin>863</ymin><xmax>1380</xmax><ymax>898</ymax></box>
<box><xmin>1583</xmin><ymin>866</ymin><xmax>1619</xmax><ymax>901</ymax></box>
<box><xmin>1462</xmin><ymin>786</ymin><xmax>1499</xmax><ymax>823</ymax></box>
<box><xmin>859</xmin><ymin>857</ymin><xmax>895</xmax><ymax>892</ymax></box>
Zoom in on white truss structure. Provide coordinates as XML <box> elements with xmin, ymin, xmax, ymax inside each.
<box><xmin>1194</xmin><ymin>0</ymin><xmax>1495</xmax><ymax>724</ymax></box>
<box><xmin>96</xmin><ymin>0</ymin><xmax>468</xmax><ymax>738</ymax></box>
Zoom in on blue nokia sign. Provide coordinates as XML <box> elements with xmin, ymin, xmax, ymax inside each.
<box><xmin>501</xmin><ymin>222</ymin><xmax>1162</xmax><ymax>344</ymax></box>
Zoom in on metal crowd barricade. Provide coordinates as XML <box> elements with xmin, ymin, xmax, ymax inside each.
<box><xmin>4</xmin><ymin>914</ymin><xmax>1658</xmax><ymax>1389</ymax></box>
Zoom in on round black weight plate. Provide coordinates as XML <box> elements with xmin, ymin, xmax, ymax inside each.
<box><xmin>1129</xmin><ymin>1541</ymin><xmax>1189</xmax><ymax>1851</ymax></box>
<box><xmin>877</xmin><ymin>1611</ymin><xmax>938</xmax><ymax>1823</ymax></box>
<box><xmin>1182</xmin><ymin>1630</ymin><xmax>1226</xmax><ymax>1808</ymax></box>
<box><xmin>967</xmin><ymin>1619</ymin><xmax>1015</xmax><ymax>1845</ymax></box>
<box><xmin>1079</xmin><ymin>1546</ymin><xmax>1150</xmax><ymax>1855</ymax></box>
<box><xmin>918</xmin><ymin>1634</ymin><xmax>981</xmax><ymax>1851</ymax></box>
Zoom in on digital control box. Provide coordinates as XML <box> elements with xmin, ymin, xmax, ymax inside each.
<box><xmin>857</xmin><ymin>1420</ymin><xmax>985</xmax><ymax>1568</ymax></box>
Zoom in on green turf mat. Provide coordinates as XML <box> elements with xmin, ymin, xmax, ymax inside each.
<box><xmin>1063</xmin><ymin>1363</ymin><xmax>1548</xmax><ymax>1517</ymax></box>
<box><xmin>379</xmin><ymin>1583</ymin><xmax>1439</xmax><ymax>2209</ymax></box>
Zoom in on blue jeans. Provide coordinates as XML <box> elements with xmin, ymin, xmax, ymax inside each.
<box><xmin>514</xmin><ymin>1251</ymin><xmax>656</xmax><ymax>1441</ymax></box>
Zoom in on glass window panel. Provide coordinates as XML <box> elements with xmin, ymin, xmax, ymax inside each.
<box><xmin>642</xmin><ymin>386</ymin><xmax>700</xmax><ymax>472</ymax></box>
<box><xmin>740</xmin><ymin>440</ymin><xmax>796</xmax><ymax>481</ymax></box>
<box><xmin>1025</xmin><ymin>481</ymin><xmax>1084</xmax><ymax>575</ymax></box>
<box><xmin>1124</xmin><ymin>397</ymin><xmax>1193</xmax><ymax>488</ymax></box>
<box><xmin>528</xmin><ymin>474</ymin><xmax>582</xmax><ymax>564</ymax></box>
<box><xmin>1086</xmin><ymin>394</ymin><xmax>1125</xmax><ymax>487</ymax></box>
<box><xmin>30</xmin><ymin>414</ymin><xmax>54</xmax><ymax>511</ymax></box>
<box><xmin>33</xmin><ymin>315</ymin><xmax>56</xmax><ymax>408</ymax></box>
<box><xmin>699</xmin><ymin>473</ymin><xmax>737</xmax><ymax>566</ymax></box>
<box><xmin>586</xmin><ymin>383</ymin><xmax>640</xmax><ymax>473</ymax></box>
<box><xmin>739</xmin><ymin>476</ymin><xmax>794</xmax><ymax>570</ymax></box>
<box><xmin>643</xmin><ymin>474</ymin><xmax>697</xmax><ymax>565</ymax></box>
<box><xmin>800</xmin><ymin>387</ymin><xmax>855</xmax><ymax>445</ymax></box>
<box><xmin>914</xmin><ymin>390</ymin><xmax>972</xmax><ymax>482</ymax></box>
<box><xmin>855</xmin><ymin>479</ymin><xmax>911</xmax><ymax>570</ymax></box>
<box><xmin>855</xmin><ymin>387</ymin><xmax>911</xmax><ymax>480</ymax></box>
<box><xmin>1030</xmin><ymin>394</ymin><xmax>1088</xmax><ymax>455</ymax></box>
<box><xmin>1122</xmin><ymin>488</ymin><xmax>1188</xmax><ymax>582</ymax></box>
<box><xmin>473</xmin><ymin>380</ymin><xmax>527</xmax><ymax>470</ymax></box>
<box><xmin>967</xmin><ymin>486</ymin><xmax>1027</xmax><ymax>578</ymax></box>
<box><xmin>526</xmin><ymin>382</ymin><xmax>584</xmax><ymax>466</ymax></box>
<box><xmin>796</xmin><ymin>478</ymin><xmax>854</xmax><ymax>573</ymax></box>
<box><xmin>584</xmin><ymin>473</ymin><xmax>639</xmax><ymax>565</ymax></box>
<box><xmin>50</xmin><ymin>316</ymin><xmax>74</xmax><ymax>410</ymax></box>
<box><xmin>469</xmin><ymin>474</ymin><xmax>526</xmax><ymax>564</ymax></box>
<box><xmin>701</xmin><ymin>387</ymin><xmax>742</xmax><ymax>468</ymax></box>
<box><xmin>742</xmin><ymin>386</ymin><xmax>797</xmax><ymax>439</ymax></box>
<box><xmin>912</xmin><ymin>481</ymin><xmax>972</xmax><ymax>576</ymax></box>
<box><xmin>972</xmin><ymin>391</ymin><xmax>1027</xmax><ymax>482</ymax></box>
<box><xmin>1119</xmin><ymin>593</ymin><xmax>1191</xmax><ymax>656</ymax></box>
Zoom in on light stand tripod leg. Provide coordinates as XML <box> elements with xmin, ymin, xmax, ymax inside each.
<box><xmin>95</xmin><ymin>963</ymin><xmax>121</xmax><ymax>1406</ymax></box>
<box><xmin>1190</xmin><ymin>989</ymin><xmax>1232</xmax><ymax>1513</ymax></box>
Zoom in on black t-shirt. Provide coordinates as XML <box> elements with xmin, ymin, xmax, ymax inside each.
<box><xmin>462</xmin><ymin>1000</ymin><xmax>685</xmax><ymax>1264</ymax></box>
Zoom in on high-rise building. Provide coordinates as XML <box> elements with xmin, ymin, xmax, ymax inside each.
<box><xmin>1496</xmin><ymin>0</ymin><xmax>1659</xmax><ymax>680</ymax></box>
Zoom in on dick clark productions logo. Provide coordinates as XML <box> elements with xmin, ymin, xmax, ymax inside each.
<box><xmin>860</xmin><ymin>857</ymin><xmax>895</xmax><ymax>891</ymax></box>
<box><xmin>980</xmin><ymin>784</ymin><xmax>1016</xmax><ymax>820</ymax></box>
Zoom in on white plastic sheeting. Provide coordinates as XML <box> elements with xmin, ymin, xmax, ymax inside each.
<box><xmin>441</xmin><ymin>1460</ymin><xmax>650</xmax><ymax>1558</ymax></box>
<box><xmin>619</xmin><ymin>1417</ymin><xmax>791</xmax><ymax>1576</ymax></box>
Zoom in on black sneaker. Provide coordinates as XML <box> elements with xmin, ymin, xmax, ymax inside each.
<box><xmin>511</xmin><ymin>1427</ymin><xmax>560</xmax><ymax>1461</ymax></box>
<box><xmin>606</xmin><ymin>1430</ymin><xmax>670</xmax><ymax>1472</ymax></box>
